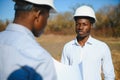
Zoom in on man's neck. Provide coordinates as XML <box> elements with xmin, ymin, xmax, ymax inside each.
<box><xmin>77</xmin><ymin>35</ymin><xmax>89</xmax><ymax>47</ymax></box>
<box><xmin>13</xmin><ymin>18</ymin><xmax>32</xmax><ymax>31</ymax></box>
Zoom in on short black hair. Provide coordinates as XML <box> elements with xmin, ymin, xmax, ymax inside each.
<box><xmin>74</xmin><ymin>16</ymin><xmax>95</xmax><ymax>24</ymax></box>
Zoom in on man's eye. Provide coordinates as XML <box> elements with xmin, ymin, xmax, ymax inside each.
<box><xmin>83</xmin><ymin>23</ymin><xmax>88</xmax><ymax>26</ymax></box>
<box><xmin>76</xmin><ymin>23</ymin><xmax>79</xmax><ymax>26</ymax></box>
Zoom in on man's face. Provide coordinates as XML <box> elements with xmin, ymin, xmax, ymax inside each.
<box><xmin>32</xmin><ymin>11</ymin><xmax>49</xmax><ymax>37</ymax></box>
<box><xmin>75</xmin><ymin>18</ymin><xmax>92</xmax><ymax>38</ymax></box>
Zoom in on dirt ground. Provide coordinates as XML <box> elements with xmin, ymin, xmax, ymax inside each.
<box><xmin>36</xmin><ymin>34</ymin><xmax>120</xmax><ymax>80</ymax></box>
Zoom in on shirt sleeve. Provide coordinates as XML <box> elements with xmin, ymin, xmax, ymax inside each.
<box><xmin>102</xmin><ymin>44</ymin><xmax>115</xmax><ymax>80</ymax></box>
<box><xmin>61</xmin><ymin>46</ymin><xmax>70</xmax><ymax>65</ymax></box>
<box><xmin>37</xmin><ymin>57</ymin><xmax>57</xmax><ymax>80</ymax></box>
<box><xmin>20</xmin><ymin>41</ymin><xmax>57</xmax><ymax>80</ymax></box>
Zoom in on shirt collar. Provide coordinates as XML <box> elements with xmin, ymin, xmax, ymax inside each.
<box><xmin>74</xmin><ymin>36</ymin><xmax>93</xmax><ymax>46</ymax></box>
<box><xmin>6</xmin><ymin>23</ymin><xmax>35</xmax><ymax>39</ymax></box>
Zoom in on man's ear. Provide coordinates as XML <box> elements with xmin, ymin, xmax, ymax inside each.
<box><xmin>34</xmin><ymin>10</ymin><xmax>42</xmax><ymax>23</ymax></box>
<box><xmin>35</xmin><ymin>10</ymin><xmax>41</xmax><ymax>18</ymax></box>
<box><xmin>33</xmin><ymin>10</ymin><xmax>40</xmax><ymax>26</ymax></box>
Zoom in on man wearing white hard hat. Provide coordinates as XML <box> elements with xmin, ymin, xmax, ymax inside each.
<box><xmin>61</xmin><ymin>5</ymin><xmax>115</xmax><ymax>80</ymax></box>
<box><xmin>0</xmin><ymin>0</ymin><xmax>57</xmax><ymax>80</ymax></box>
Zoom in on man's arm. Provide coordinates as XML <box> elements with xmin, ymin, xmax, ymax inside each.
<box><xmin>61</xmin><ymin>46</ymin><xmax>70</xmax><ymax>65</ymax></box>
<box><xmin>37</xmin><ymin>57</ymin><xmax>57</xmax><ymax>80</ymax></box>
<box><xmin>102</xmin><ymin>44</ymin><xmax>115</xmax><ymax>80</ymax></box>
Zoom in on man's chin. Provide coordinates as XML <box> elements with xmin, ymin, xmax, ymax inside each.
<box><xmin>76</xmin><ymin>34</ymin><xmax>88</xmax><ymax>40</ymax></box>
<box><xmin>34</xmin><ymin>30</ymin><xmax>44</xmax><ymax>37</ymax></box>
<box><xmin>77</xmin><ymin>34</ymin><xmax>86</xmax><ymax>38</ymax></box>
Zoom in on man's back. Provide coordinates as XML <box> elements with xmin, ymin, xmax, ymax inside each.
<box><xmin>0</xmin><ymin>23</ymin><xmax>57</xmax><ymax>80</ymax></box>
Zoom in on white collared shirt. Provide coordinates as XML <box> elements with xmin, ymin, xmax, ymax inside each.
<box><xmin>61</xmin><ymin>36</ymin><xmax>115</xmax><ymax>80</ymax></box>
<box><xmin>0</xmin><ymin>23</ymin><xmax>57</xmax><ymax>80</ymax></box>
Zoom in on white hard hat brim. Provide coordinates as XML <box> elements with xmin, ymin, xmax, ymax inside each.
<box><xmin>74</xmin><ymin>15</ymin><xmax>96</xmax><ymax>23</ymax></box>
<box><xmin>25</xmin><ymin>0</ymin><xmax>57</xmax><ymax>13</ymax></box>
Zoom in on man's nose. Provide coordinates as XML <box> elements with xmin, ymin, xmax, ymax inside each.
<box><xmin>78</xmin><ymin>24</ymin><xmax>83</xmax><ymax>30</ymax></box>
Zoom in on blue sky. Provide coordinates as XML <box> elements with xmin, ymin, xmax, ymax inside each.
<box><xmin>0</xmin><ymin>0</ymin><xmax>120</xmax><ymax>21</ymax></box>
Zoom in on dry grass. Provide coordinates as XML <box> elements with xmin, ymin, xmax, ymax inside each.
<box><xmin>36</xmin><ymin>34</ymin><xmax>120</xmax><ymax>80</ymax></box>
<box><xmin>36</xmin><ymin>34</ymin><xmax>75</xmax><ymax>60</ymax></box>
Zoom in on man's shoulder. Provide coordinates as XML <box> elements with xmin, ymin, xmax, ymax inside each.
<box><xmin>91</xmin><ymin>37</ymin><xmax>108</xmax><ymax>47</ymax></box>
<box><xmin>64</xmin><ymin>39</ymin><xmax>75</xmax><ymax>46</ymax></box>
<box><xmin>0</xmin><ymin>29</ymin><xmax>51</xmax><ymax>60</ymax></box>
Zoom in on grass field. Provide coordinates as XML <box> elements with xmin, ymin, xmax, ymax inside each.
<box><xmin>36</xmin><ymin>34</ymin><xmax>120</xmax><ymax>80</ymax></box>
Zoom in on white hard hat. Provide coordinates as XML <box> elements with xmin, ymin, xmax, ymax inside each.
<box><xmin>20</xmin><ymin>0</ymin><xmax>57</xmax><ymax>13</ymax></box>
<box><xmin>74</xmin><ymin>5</ymin><xmax>96</xmax><ymax>22</ymax></box>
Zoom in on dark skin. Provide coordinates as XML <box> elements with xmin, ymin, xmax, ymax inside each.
<box><xmin>75</xmin><ymin>18</ymin><xmax>93</xmax><ymax>47</ymax></box>
<box><xmin>13</xmin><ymin>9</ymin><xmax>49</xmax><ymax>37</ymax></box>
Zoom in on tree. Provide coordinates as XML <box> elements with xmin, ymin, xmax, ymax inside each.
<box><xmin>107</xmin><ymin>4</ymin><xmax>120</xmax><ymax>37</ymax></box>
<box><xmin>95</xmin><ymin>4</ymin><xmax>120</xmax><ymax>37</ymax></box>
<box><xmin>0</xmin><ymin>20</ymin><xmax>5</xmax><ymax>32</ymax></box>
<box><xmin>46</xmin><ymin>12</ymin><xmax>74</xmax><ymax>34</ymax></box>
<box><xmin>0</xmin><ymin>19</ymin><xmax>10</xmax><ymax>32</ymax></box>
